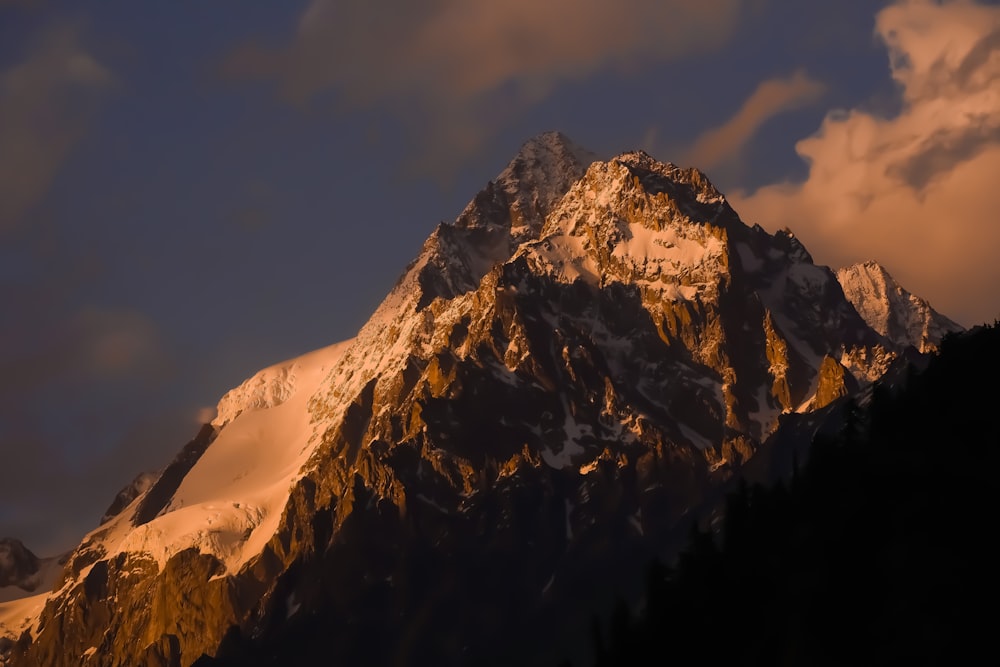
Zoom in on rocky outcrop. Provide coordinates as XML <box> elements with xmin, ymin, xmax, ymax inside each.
<box><xmin>0</xmin><ymin>540</ymin><xmax>38</xmax><ymax>591</ymax></box>
<box><xmin>100</xmin><ymin>472</ymin><xmax>159</xmax><ymax>525</ymax></box>
<box><xmin>20</xmin><ymin>549</ymin><xmax>235</xmax><ymax>667</ymax></box>
<box><xmin>131</xmin><ymin>424</ymin><xmax>217</xmax><ymax>527</ymax></box>
<box><xmin>837</xmin><ymin>260</ymin><xmax>963</xmax><ymax>353</ymax></box>
<box><xmin>814</xmin><ymin>355</ymin><xmax>856</xmax><ymax>409</ymax></box>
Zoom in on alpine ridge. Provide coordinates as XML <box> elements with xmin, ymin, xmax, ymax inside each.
<box><xmin>836</xmin><ymin>260</ymin><xmax>962</xmax><ymax>353</ymax></box>
<box><xmin>0</xmin><ymin>132</ymin><xmax>964</xmax><ymax>667</ymax></box>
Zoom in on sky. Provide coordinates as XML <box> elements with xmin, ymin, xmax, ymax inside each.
<box><xmin>1</xmin><ymin>0</ymin><xmax>998</xmax><ymax>556</ymax></box>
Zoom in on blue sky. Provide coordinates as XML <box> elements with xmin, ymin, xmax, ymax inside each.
<box><xmin>2</xmin><ymin>0</ymin><xmax>998</xmax><ymax>554</ymax></box>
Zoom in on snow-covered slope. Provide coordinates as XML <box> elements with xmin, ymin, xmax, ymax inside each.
<box><xmin>98</xmin><ymin>339</ymin><xmax>353</xmax><ymax>572</ymax></box>
<box><xmin>0</xmin><ymin>541</ymin><xmax>64</xmax><ymax>654</ymax></box>
<box><xmin>837</xmin><ymin>261</ymin><xmax>963</xmax><ymax>353</ymax></box>
<box><xmin>0</xmin><ymin>339</ymin><xmax>353</xmax><ymax>661</ymax></box>
<box><xmin>0</xmin><ymin>590</ymin><xmax>50</xmax><ymax>653</ymax></box>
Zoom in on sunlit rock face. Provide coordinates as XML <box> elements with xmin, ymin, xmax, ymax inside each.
<box><xmin>3</xmin><ymin>133</ymin><xmax>956</xmax><ymax>667</ymax></box>
<box><xmin>837</xmin><ymin>260</ymin><xmax>963</xmax><ymax>354</ymax></box>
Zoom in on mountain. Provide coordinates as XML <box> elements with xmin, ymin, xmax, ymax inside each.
<box><xmin>837</xmin><ymin>260</ymin><xmax>963</xmax><ymax>353</ymax></box>
<box><xmin>0</xmin><ymin>537</ymin><xmax>66</xmax><ymax>663</ymax></box>
<box><xmin>0</xmin><ymin>540</ymin><xmax>38</xmax><ymax>596</ymax></box>
<box><xmin>0</xmin><ymin>540</ymin><xmax>59</xmax><ymax>606</ymax></box>
<box><xmin>587</xmin><ymin>322</ymin><xmax>1000</xmax><ymax>665</ymax></box>
<box><xmin>0</xmin><ymin>133</ymin><xmax>958</xmax><ymax>667</ymax></box>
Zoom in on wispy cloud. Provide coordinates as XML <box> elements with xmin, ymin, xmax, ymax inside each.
<box><xmin>0</xmin><ymin>22</ymin><xmax>113</xmax><ymax>232</ymax></box>
<box><xmin>682</xmin><ymin>70</ymin><xmax>827</xmax><ymax>169</ymax></box>
<box><xmin>731</xmin><ymin>0</ymin><xmax>1000</xmax><ymax>327</ymax></box>
<box><xmin>221</xmin><ymin>0</ymin><xmax>747</xmax><ymax>172</ymax></box>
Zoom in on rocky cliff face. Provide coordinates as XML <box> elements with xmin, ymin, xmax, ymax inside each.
<box><xmin>0</xmin><ymin>541</ymin><xmax>39</xmax><ymax>595</ymax></box>
<box><xmin>1</xmin><ymin>133</ymin><xmax>953</xmax><ymax>667</ymax></box>
<box><xmin>99</xmin><ymin>472</ymin><xmax>159</xmax><ymax>526</ymax></box>
<box><xmin>837</xmin><ymin>260</ymin><xmax>963</xmax><ymax>353</ymax></box>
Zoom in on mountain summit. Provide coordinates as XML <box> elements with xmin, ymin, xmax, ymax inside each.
<box><xmin>0</xmin><ymin>134</ymin><xmax>963</xmax><ymax>667</ymax></box>
<box><xmin>836</xmin><ymin>260</ymin><xmax>962</xmax><ymax>353</ymax></box>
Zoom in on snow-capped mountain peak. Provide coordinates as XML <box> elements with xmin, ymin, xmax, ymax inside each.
<box><xmin>456</xmin><ymin>131</ymin><xmax>598</xmax><ymax>239</ymax></box>
<box><xmin>1</xmin><ymin>134</ymin><xmax>965</xmax><ymax>667</ymax></box>
<box><xmin>837</xmin><ymin>260</ymin><xmax>963</xmax><ymax>352</ymax></box>
<box><xmin>520</xmin><ymin>153</ymin><xmax>734</xmax><ymax>301</ymax></box>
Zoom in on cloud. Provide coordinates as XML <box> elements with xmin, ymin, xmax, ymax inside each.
<box><xmin>731</xmin><ymin>0</ymin><xmax>1000</xmax><ymax>328</ymax></box>
<box><xmin>0</xmin><ymin>303</ymin><xmax>169</xmax><ymax>399</ymax></box>
<box><xmin>195</xmin><ymin>406</ymin><xmax>217</xmax><ymax>425</ymax></box>
<box><xmin>0</xmin><ymin>22</ymin><xmax>113</xmax><ymax>232</ymax></box>
<box><xmin>221</xmin><ymin>0</ymin><xmax>746</xmax><ymax>169</ymax></box>
<box><xmin>682</xmin><ymin>70</ymin><xmax>827</xmax><ymax>169</ymax></box>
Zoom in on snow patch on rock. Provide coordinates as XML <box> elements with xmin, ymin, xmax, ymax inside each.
<box><xmin>837</xmin><ymin>261</ymin><xmax>963</xmax><ymax>353</ymax></box>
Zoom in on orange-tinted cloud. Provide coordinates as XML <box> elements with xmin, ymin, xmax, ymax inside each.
<box><xmin>683</xmin><ymin>70</ymin><xmax>827</xmax><ymax>169</ymax></box>
<box><xmin>731</xmin><ymin>0</ymin><xmax>1000</xmax><ymax>327</ymax></box>
<box><xmin>222</xmin><ymin>0</ymin><xmax>746</xmax><ymax>170</ymax></box>
<box><xmin>194</xmin><ymin>406</ymin><xmax>218</xmax><ymax>425</ymax></box>
<box><xmin>0</xmin><ymin>22</ymin><xmax>113</xmax><ymax>232</ymax></box>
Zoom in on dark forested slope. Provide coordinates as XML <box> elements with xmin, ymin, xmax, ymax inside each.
<box><xmin>587</xmin><ymin>323</ymin><xmax>1000</xmax><ymax>666</ymax></box>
